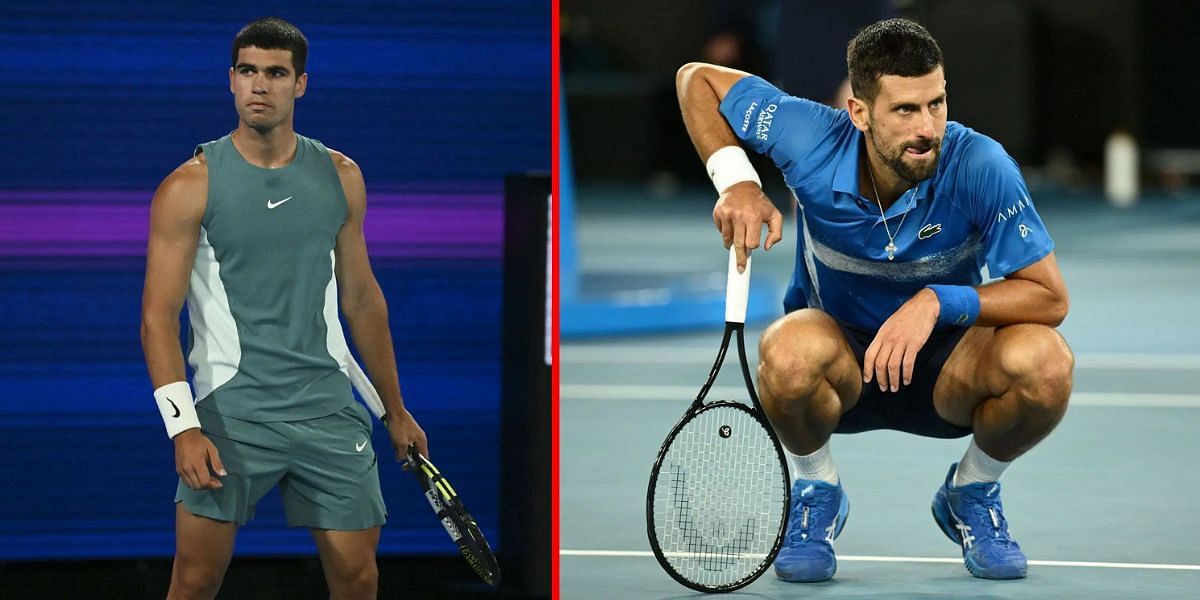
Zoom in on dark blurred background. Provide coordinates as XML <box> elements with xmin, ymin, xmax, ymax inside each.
<box><xmin>563</xmin><ymin>0</ymin><xmax>1194</xmax><ymax>201</ymax></box>
<box><xmin>0</xmin><ymin>2</ymin><xmax>548</xmax><ymax>598</ymax></box>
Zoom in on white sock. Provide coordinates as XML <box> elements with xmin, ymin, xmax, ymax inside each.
<box><xmin>953</xmin><ymin>438</ymin><xmax>1011</xmax><ymax>487</ymax></box>
<box><xmin>789</xmin><ymin>441</ymin><xmax>838</xmax><ymax>485</ymax></box>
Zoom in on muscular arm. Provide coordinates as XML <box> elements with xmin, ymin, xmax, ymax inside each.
<box><xmin>675</xmin><ymin>62</ymin><xmax>752</xmax><ymax>162</ymax></box>
<box><xmin>907</xmin><ymin>252</ymin><xmax>1069</xmax><ymax>330</ymax></box>
<box><xmin>975</xmin><ymin>252</ymin><xmax>1070</xmax><ymax>327</ymax></box>
<box><xmin>866</xmin><ymin>252</ymin><xmax>1069</xmax><ymax>391</ymax></box>
<box><xmin>141</xmin><ymin>156</ymin><xmax>227</xmax><ymax>489</ymax></box>
<box><xmin>141</xmin><ymin>157</ymin><xmax>206</xmax><ymax>390</ymax></box>
<box><xmin>330</xmin><ymin>150</ymin><xmax>427</xmax><ymax>457</ymax></box>
<box><xmin>676</xmin><ymin>62</ymin><xmax>782</xmax><ymax>265</ymax></box>
<box><xmin>330</xmin><ymin>151</ymin><xmax>405</xmax><ymax>416</ymax></box>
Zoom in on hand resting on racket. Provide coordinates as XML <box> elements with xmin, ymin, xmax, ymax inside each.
<box><xmin>174</xmin><ymin>428</ymin><xmax>226</xmax><ymax>490</ymax></box>
<box><xmin>713</xmin><ymin>181</ymin><xmax>783</xmax><ymax>273</ymax></box>
<box><xmin>675</xmin><ymin>62</ymin><xmax>783</xmax><ymax>274</ymax></box>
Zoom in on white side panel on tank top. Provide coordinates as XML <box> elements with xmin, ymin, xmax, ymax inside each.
<box><xmin>186</xmin><ymin>226</ymin><xmax>241</xmax><ymax>401</ymax></box>
<box><xmin>323</xmin><ymin>249</ymin><xmax>351</xmax><ymax>375</ymax></box>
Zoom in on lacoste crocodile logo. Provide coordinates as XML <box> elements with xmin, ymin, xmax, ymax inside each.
<box><xmin>918</xmin><ymin>223</ymin><xmax>942</xmax><ymax>240</ymax></box>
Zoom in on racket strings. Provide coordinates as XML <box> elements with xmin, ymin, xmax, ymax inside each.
<box><xmin>668</xmin><ymin>465</ymin><xmax>741</xmax><ymax>571</ymax></box>
<box><xmin>652</xmin><ymin>404</ymin><xmax>788</xmax><ymax>590</ymax></box>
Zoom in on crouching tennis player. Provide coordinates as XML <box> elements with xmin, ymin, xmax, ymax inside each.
<box><xmin>676</xmin><ymin>17</ymin><xmax>1072</xmax><ymax>581</ymax></box>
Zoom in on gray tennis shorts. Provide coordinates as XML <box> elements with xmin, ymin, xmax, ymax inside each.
<box><xmin>175</xmin><ymin>401</ymin><xmax>387</xmax><ymax>530</ymax></box>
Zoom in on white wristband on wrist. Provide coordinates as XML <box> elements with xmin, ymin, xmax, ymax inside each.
<box><xmin>154</xmin><ymin>381</ymin><xmax>201</xmax><ymax>439</ymax></box>
<box><xmin>706</xmin><ymin>145</ymin><xmax>762</xmax><ymax>194</ymax></box>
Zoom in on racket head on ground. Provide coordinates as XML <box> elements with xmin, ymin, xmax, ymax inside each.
<box><xmin>647</xmin><ymin>400</ymin><xmax>790</xmax><ymax>593</ymax></box>
<box><xmin>406</xmin><ymin>445</ymin><xmax>502</xmax><ymax>587</ymax></box>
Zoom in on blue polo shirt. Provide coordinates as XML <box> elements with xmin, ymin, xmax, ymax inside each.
<box><xmin>719</xmin><ymin>76</ymin><xmax>1054</xmax><ymax>331</ymax></box>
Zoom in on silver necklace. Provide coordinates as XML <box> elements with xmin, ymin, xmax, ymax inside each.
<box><xmin>867</xmin><ymin>163</ymin><xmax>916</xmax><ymax>261</ymax></box>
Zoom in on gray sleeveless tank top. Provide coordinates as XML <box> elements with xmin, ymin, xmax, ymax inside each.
<box><xmin>186</xmin><ymin>132</ymin><xmax>354</xmax><ymax>422</ymax></box>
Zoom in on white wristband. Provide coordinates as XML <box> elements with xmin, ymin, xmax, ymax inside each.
<box><xmin>154</xmin><ymin>381</ymin><xmax>201</xmax><ymax>439</ymax></box>
<box><xmin>706</xmin><ymin>145</ymin><xmax>762</xmax><ymax>194</ymax></box>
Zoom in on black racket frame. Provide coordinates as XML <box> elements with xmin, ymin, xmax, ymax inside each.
<box><xmin>646</xmin><ymin>322</ymin><xmax>792</xmax><ymax>593</ymax></box>
<box><xmin>407</xmin><ymin>445</ymin><xmax>502</xmax><ymax>587</ymax></box>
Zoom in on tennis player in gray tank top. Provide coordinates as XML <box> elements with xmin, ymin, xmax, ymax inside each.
<box><xmin>139</xmin><ymin>18</ymin><xmax>426</xmax><ymax>599</ymax></box>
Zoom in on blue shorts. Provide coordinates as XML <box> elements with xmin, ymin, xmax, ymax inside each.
<box><xmin>833</xmin><ymin>320</ymin><xmax>973</xmax><ymax>439</ymax></box>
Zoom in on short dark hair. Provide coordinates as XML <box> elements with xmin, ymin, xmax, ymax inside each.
<box><xmin>847</xmin><ymin>18</ymin><xmax>942</xmax><ymax>103</ymax></box>
<box><xmin>232</xmin><ymin>17</ymin><xmax>308</xmax><ymax>76</ymax></box>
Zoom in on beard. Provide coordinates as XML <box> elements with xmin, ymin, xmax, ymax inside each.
<box><xmin>868</xmin><ymin>126</ymin><xmax>941</xmax><ymax>183</ymax></box>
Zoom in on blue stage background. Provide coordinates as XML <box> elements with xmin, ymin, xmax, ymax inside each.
<box><xmin>0</xmin><ymin>1</ymin><xmax>548</xmax><ymax>560</ymax></box>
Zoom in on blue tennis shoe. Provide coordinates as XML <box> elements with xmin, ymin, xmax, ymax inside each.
<box><xmin>931</xmin><ymin>463</ymin><xmax>1028</xmax><ymax>579</ymax></box>
<box><xmin>773</xmin><ymin>479</ymin><xmax>849</xmax><ymax>582</ymax></box>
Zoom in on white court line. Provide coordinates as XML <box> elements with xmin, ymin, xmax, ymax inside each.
<box><xmin>561</xmin><ymin>385</ymin><xmax>1200</xmax><ymax>408</ymax></box>
<box><xmin>559</xmin><ymin>549</ymin><xmax>1200</xmax><ymax>572</ymax></box>
<box><xmin>562</xmin><ymin>347</ymin><xmax>1200</xmax><ymax>370</ymax></box>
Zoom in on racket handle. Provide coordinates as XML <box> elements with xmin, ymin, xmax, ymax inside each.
<box><xmin>725</xmin><ymin>246</ymin><xmax>752</xmax><ymax>324</ymax></box>
<box><xmin>346</xmin><ymin>351</ymin><xmax>388</xmax><ymax>422</ymax></box>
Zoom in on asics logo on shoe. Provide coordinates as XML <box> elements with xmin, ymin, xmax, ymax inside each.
<box><xmin>949</xmin><ymin>505</ymin><xmax>976</xmax><ymax>549</ymax></box>
<box><xmin>356</xmin><ymin>440</ymin><xmax>368</xmax><ymax>452</ymax></box>
<box><xmin>956</xmin><ymin>522</ymin><xmax>975</xmax><ymax>548</ymax></box>
<box><xmin>825</xmin><ymin>519</ymin><xmax>837</xmax><ymax>542</ymax></box>
<box><xmin>987</xmin><ymin>484</ymin><xmax>998</xmax><ymax>497</ymax></box>
<box><xmin>800</xmin><ymin>484</ymin><xmax>815</xmax><ymax>497</ymax></box>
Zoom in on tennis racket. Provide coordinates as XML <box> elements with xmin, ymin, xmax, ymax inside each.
<box><xmin>405</xmin><ymin>444</ymin><xmax>502</xmax><ymax>587</ymax></box>
<box><xmin>345</xmin><ymin>355</ymin><xmax>501</xmax><ymax>587</ymax></box>
<box><xmin>646</xmin><ymin>247</ymin><xmax>791</xmax><ymax>593</ymax></box>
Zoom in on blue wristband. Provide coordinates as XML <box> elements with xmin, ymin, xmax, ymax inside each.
<box><xmin>926</xmin><ymin>285</ymin><xmax>980</xmax><ymax>327</ymax></box>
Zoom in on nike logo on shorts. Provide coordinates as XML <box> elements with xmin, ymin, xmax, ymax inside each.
<box><xmin>356</xmin><ymin>440</ymin><xmax>368</xmax><ymax>452</ymax></box>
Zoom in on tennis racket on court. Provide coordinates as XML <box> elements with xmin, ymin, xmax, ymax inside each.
<box><xmin>646</xmin><ymin>247</ymin><xmax>791</xmax><ymax>593</ymax></box>
<box><xmin>345</xmin><ymin>356</ymin><xmax>501</xmax><ymax>587</ymax></box>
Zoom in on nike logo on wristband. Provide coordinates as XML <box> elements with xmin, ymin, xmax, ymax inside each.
<box><xmin>166</xmin><ymin>397</ymin><xmax>181</xmax><ymax>418</ymax></box>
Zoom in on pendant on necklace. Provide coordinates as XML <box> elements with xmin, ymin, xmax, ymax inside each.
<box><xmin>885</xmin><ymin>241</ymin><xmax>897</xmax><ymax>261</ymax></box>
